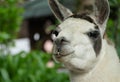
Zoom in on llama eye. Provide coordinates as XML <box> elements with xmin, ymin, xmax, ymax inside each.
<box><xmin>52</xmin><ymin>30</ymin><xmax>59</xmax><ymax>36</ymax></box>
<box><xmin>87</xmin><ymin>30</ymin><xmax>99</xmax><ymax>39</ymax></box>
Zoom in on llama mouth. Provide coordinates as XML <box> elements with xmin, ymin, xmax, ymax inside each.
<box><xmin>54</xmin><ymin>51</ymin><xmax>74</xmax><ymax>58</ymax></box>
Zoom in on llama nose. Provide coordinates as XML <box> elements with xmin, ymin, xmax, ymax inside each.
<box><xmin>55</xmin><ymin>37</ymin><xmax>66</xmax><ymax>46</ymax></box>
<box><xmin>54</xmin><ymin>37</ymin><xmax>69</xmax><ymax>49</ymax></box>
<box><xmin>54</xmin><ymin>37</ymin><xmax>67</xmax><ymax>51</ymax></box>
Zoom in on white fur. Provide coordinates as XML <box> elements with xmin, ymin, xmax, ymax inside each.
<box><xmin>52</xmin><ymin>18</ymin><xmax>120</xmax><ymax>82</ymax></box>
<box><xmin>70</xmin><ymin>40</ymin><xmax>120</xmax><ymax>82</ymax></box>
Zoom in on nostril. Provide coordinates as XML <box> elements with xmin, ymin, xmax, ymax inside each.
<box><xmin>60</xmin><ymin>37</ymin><xmax>69</xmax><ymax>44</ymax></box>
<box><xmin>61</xmin><ymin>37</ymin><xmax>66</xmax><ymax>42</ymax></box>
<box><xmin>60</xmin><ymin>37</ymin><xmax>70</xmax><ymax>43</ymax></box>
<box><xmin>54</xmin><ymin>37</ymin><xmax>69</xmax><ymax>46</ymax></box>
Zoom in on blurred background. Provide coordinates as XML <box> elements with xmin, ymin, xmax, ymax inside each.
<box><xmin>0</xmin><ymin>0</ymin><xmax>120</xmax><ymax>82</ymax></box>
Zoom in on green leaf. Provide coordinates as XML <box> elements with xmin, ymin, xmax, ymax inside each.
<box><xmin>0</xmin><ymin>32</ymin><xmax>10</xmax><ymax>40</ymax></box>
<box><xmin>0</xmin><ymin>68</ymin><xmax>11</xmax><ymax>82</ymax></box>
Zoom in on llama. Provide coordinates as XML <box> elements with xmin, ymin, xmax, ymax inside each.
<box><xmin>48</xmin><ymin>0</ymin><xmax>120</xmax><ymax>82</ymax></box>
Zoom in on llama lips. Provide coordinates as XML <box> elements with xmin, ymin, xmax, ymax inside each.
<box><xmin>55</xmin><ymin>51</ymin><xmax>74</xmax><ymax>58</ymax></box>
<box><xmin>55</xmin><ymin>52</ymin><xmax>63</xmax><ymax>58</ymax></box>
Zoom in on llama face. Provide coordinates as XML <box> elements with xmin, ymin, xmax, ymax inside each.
<box><xmin>49</xmin><ymin>0</ymin><xmax>110</xmax><ymax>73</ymax></box>
<box><xmin>52</xmin><ymin>17</ymin><xmax>101</xmax><ymax>73</ymax></box>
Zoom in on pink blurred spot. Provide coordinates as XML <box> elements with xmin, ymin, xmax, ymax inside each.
<box><xmin>44</xmin><ymin>40</ymin><xmax>53</xmax><ymax>53</ymax></box>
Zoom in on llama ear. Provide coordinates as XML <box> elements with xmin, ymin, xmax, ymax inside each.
<box><xmin>48</xmin><ymin>0</ymin><xmax>73</xmax><ymax>22</ymax></box>
<box><xmin>77</xmin><ymin>0</ymin><xmax>110</xmax><ymax>34</ymax></box>
<box><xmin>94</xmin><ymin>0</ymin><xmax>110</xmax><ymax>25</ymax></box>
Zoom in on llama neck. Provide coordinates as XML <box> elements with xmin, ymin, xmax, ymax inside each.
<box><xmin>69</xmin><ymin>40</ymin><xmax>120</xmax><ymax>82</ymax></box>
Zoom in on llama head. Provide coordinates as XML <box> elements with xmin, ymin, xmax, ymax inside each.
<box><xmin>48</xmin><ymin>0</ymin><xmax>110</xmax><ymax>73</ymax></box>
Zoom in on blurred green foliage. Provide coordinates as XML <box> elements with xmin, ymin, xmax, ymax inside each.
<box><xmin>0</xmin><ymin>51</ymin><xmax>69</xmax><ymax>82</ymax></box>
<box><xmin>107</xmin><ymin>0</ymin><xmax>120</xmax><ymax>56</ymax></box>
<box><xmin>0</xmin><ymin>0</ymin><xmax>69</xmax><ymax>82</ymax></box>
<box><xmin>0</xmin><ymin>0</ymin><xmax>23</xmax><ymax>55</ymax></box>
